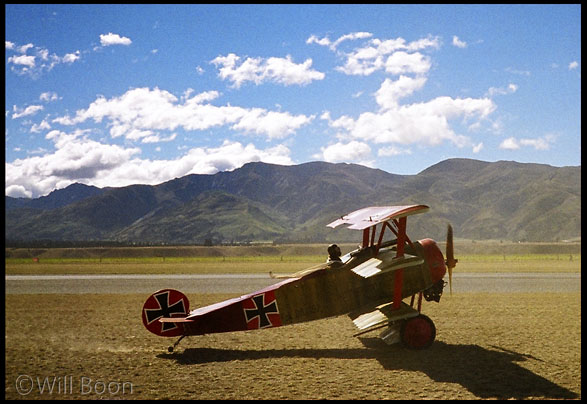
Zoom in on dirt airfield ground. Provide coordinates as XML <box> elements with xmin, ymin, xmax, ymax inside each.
<box><xmin>5</xmin><ymin>243</ymin><xmax>581</xmax><ymax>399</ymax></box>
<box><xmin>5</xmin><ymin>291</ymin><xmax>580</xmax><ymax>400</ymax></box>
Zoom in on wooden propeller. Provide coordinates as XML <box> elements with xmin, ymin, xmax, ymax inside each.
<box><xmin>445</xmin><ymin>224</ymin><xmax>458</xmax><ymax>294</ymax></box>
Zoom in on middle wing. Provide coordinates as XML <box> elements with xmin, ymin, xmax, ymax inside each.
<box><xmin>351</xmin><ymin>248</ymin><xmax>423</xmax><ymax>278</ymax></box>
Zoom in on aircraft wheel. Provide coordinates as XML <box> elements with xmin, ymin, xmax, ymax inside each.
<box><xmin>400</xmin><ymin>314</ymin><xmax>436</xmax><ymax>349</ymax></box>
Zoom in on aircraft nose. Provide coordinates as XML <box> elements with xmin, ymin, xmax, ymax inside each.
<box><xmin>419</xmin><ymin>238</ymin><xmax>446</xmax><ymax>283</ymax></box>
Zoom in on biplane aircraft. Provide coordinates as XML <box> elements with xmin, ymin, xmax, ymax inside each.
<box><xmin>142</xmin><ymin>204</ymin><xmax>458</xmax><ymax>352</ymax></box>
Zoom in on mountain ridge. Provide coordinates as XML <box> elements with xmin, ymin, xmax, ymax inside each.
<box><xmin>5</xmin><ymin>158</ymin><xmax>581</xmax><ymax>243</ymax></box>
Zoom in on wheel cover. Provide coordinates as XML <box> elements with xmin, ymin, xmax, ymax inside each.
<box><xmin>401</xmin><ymin>315</ymin><xmax>436</xmax><ymax>349</ymax></box>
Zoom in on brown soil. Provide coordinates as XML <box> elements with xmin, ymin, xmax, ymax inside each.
<box><xmin>5</xmin><ymin>292</ymin><xmax>580</xmax><ymax>400</ymax></box>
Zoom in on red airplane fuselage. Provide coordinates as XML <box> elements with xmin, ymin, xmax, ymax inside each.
<box><xmin>168</xmin><ymin>238</ymin><xmax>447</xmax><ymax>336</ymax></box>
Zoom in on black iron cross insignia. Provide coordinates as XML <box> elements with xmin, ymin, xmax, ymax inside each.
<box><xmin>244</xmin><ymin>294</ymin><xmax>279</xmax><ymax>328</ymax></box>
<box><xmin>144</xmin><ymin>291</ymin><xmax>186</xmax><ymax>332</ymax></box>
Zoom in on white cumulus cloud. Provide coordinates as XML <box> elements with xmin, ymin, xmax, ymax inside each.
<box><xmin>306</xmin><ymin>32</ymin><xmax>373</xmax><ymax>51</ymax></box>
<box><xmin>54</xmin><ymin>87</ymin><xmax>314</xmax><ymax>141</ymax></box>
<box><xmin>334</xmin><ymin>34</ymin><xmax>440</xmax><ymax>76</ymax></box>
<box><xmin>7</xmin><ymin>54</ymin><xmax>36</xmax><ymax>68</ymax></box>
<box><xmin>499</xmin><ymin>135</ymin><xmax>555</xmax><ymax>150</ymax></box>
<box><xmin>319</xmin><ymin>140</ymin><xmax>372</xmax><ymax>165</ymax></box>
<box><xmin>452</xmin><ymin>36</ymin><xmax>467</xmax><ymax>48</ymax></box>
<box><xmin>486</xmin><ymin>83</ymin><xmax>518</xmax><ymax>97</ymax></box>
<box><xmin>5</xmin><ymin>41</ymin><xmax>81</xmax><ymax>77</ymax></box>
<box><xmin>12</xmin><ymin>104</ymin><xmax>44</xmax><ymax>119</ymax></box>
<box><xmin>328</xmin><ymin>77</ymin><xmax>496</xmax><ymax>149</ymax></box>
<box><xmin>211</xmin><ymin>53</ymin><xmax>325</xmax><ymax>88</ymax></box>
<box><xmin>5</xmin><ymin>131</ymin><xmax>295</xmax><ymax>198</ymax></box>
<box><xmin>99</xmin><ymin>32</ymin><xmax>132</xmax><ymax>46</ymax></box>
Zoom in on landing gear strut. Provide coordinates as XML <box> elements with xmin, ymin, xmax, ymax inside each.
<box><xmin>168</xmin><ymin>335</ymin><xmax>186</xmax><ymax>353</ymax></box>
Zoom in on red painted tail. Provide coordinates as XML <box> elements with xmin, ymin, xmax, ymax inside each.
<box><xmin>141</xmin><ymin>289</ymin><xmax>190</xmax><ymax>337</ymax></box>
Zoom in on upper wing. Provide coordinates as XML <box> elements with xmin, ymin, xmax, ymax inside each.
<box><xmin>327</xmin><ymin>205</ymin><xmax>429</xmax><ymax>230</ymax></box>
<box><xmin>351</xmin><ymin>248</ymin><xmax>424</xmax><ymax>278</ymax></box>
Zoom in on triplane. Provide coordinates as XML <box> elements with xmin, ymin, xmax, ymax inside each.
<box><xmin>142</xmin><ymin>204</ymin><xmax>458</xmax><ymax>352</ymax></box>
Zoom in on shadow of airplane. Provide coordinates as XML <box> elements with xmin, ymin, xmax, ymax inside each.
<box><xmin>360</xmin><ymin>338</ymin><xmax>577</xmax><ymax>400</ymax></box>
<box><xmin>158</xmin><ymin>339</ymin><xmax>577</xmax><ymax>399</ymax></box>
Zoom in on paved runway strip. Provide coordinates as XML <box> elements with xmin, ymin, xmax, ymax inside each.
<box><xmin>5</xmin><ymin>273</ymin><xmax>580</xmax><ymax>294</ymax></box>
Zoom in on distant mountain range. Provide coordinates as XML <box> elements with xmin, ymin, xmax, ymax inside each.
<box><xmin>5</xmin><ymin>158</ymin><xmax>581</xmax><ymax>244</ymax></box>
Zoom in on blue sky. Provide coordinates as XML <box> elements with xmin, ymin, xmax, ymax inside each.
<box><xmin>5</xmin><ymin>4</ymin><xmax>581</xmax><ymax>198</ymax></box>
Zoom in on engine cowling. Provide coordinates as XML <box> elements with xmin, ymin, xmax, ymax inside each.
<box><xmin>419</xmin><ymin>238</ymin><xmax>447</xmax><ymax>284</ymax></box>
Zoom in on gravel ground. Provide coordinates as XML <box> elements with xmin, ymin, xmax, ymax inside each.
<box><xmin>5</xmin><ymin>291</ymin><xmax>581</xmax><ymax>400</ymax></box>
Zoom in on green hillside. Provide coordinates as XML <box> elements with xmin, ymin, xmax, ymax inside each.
<box><xmin>5</xmin><ymin>159</ymin><xmax>581</xmax><ymax>244</ymax></box>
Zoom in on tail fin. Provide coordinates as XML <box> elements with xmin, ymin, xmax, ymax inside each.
<box><xmin>141</xmin><ymin>289</ymin><xmax>190</xmax><ymax>337</ymax></box>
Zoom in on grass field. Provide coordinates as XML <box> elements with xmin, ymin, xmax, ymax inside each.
<box><xmin>5</xmin><ymin>253</ymin><xmax>581</xmax><ymax>275</ymax></box>
<box><xmin>4</xmin><ymin>241</ymin><xmax>582</xmax><ymax>275</ymax></box>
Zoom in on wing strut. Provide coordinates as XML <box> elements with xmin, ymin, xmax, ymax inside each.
<box><xmin>355</xmin><ymin>212</ymin><xmax>414</xmax><ymax>310</ymax></box>
<box><xmin>392</xmin><ymin>216</ymin><xmax>407</xmax><ymax>310</ymax></box>
<box><xmin>362</xmin><ymin>228</ymin><xmax>370</xmax><ymax>248</ymax></box>
<box><xmin>357</xmin><ymin>216</ymin><xmax>415</xmax><ymax>307</ymax></box>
